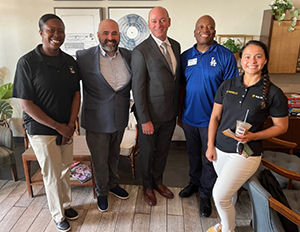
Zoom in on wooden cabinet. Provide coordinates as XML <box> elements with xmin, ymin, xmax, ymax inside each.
<box><xmin>260</xmin><ymin>10</ymin><xmax>300</xmax><ymax>74</ymax></box>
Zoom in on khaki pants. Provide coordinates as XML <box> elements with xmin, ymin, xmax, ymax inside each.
<box><xmin>28</xmin><ymin>135</ymin><xmax>73</xmax><ymax>223</ymax></box>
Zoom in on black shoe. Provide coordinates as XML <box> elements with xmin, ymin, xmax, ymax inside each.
<box><xmin>65</xmin><ymin>208</ymin><xmax>79</xmax><ymax>220</ymax></box>
<box><xmin>200</xmin><ymin>197</ymin><xmax>212</xmax><ymax>217</ymax></box>
<box><xmin>179</xmin><ymin>183</ymin><xmax>199</xmax><ymax>198</ymax></box>
<box><xmin>55</xmin><ymin>219</ymin><xmax>71</xmax><ymax>232</ymax></box>
<box><xmin>110</xmin><ymin>185</ymin><xmax>129</xmax><ymax>199</ymax></box>
<box><xmin>97</xmin><ymin>195</ymin><xmax>108</xmax><ymax>212</ymax></box>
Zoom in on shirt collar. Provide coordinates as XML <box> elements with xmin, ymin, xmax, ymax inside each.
<box><xmin>236</xmin><ymin>75</ymin><xmax>264</xmax><ymax>88</ymax></box>
<box><xmin>34</xmin><ymin>44</ymin><xmax>68</xmax><ymax>63</ymax></box>
<box><xmin>192</xmin><ymin>40</ymin><xmax>217</xmax><ymax>56</ymax></box>
<box><xmin>99</xmin><ymin>44</ymin><xmax>119</xmax><ymax>58</ymax></box>
<box><xmin>151</xmin><ymin>34</ymin><xmax>171</xmax><ymax>47</ymax></box>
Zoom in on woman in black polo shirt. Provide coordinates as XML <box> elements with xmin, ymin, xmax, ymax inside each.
<box><xmin>13</xmin><ymin>14</ymin><xmax>80</xmax><ymax>232</ymax></box>
<box><xmin>206</xmin><ymin>40</ymin><xmax>288</xmax><ymax>232</ymax></box>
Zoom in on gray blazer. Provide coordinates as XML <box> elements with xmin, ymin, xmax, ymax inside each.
<box><xmin>76</xmin><ymin>46</ymin><xmax>132</xmax><ymax>133</ymax></box>
<box><xmin>131</xmin><ymin>35</ymin><xmax>181</xmax><ymax>124</ymax></box>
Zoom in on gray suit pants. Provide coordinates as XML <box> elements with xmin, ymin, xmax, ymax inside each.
<box><xmin>86</xmin><ymin>130</ymin><xmax>124</xmax><ymax>196</ymax></box>
<box><xmin>138</xmin><ymin>118</ymin><xmax>176</xmax><ymax>189</ymax></box>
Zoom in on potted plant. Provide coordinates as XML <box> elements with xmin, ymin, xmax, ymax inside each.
<box><xmin>270</xmin><ymin>0</ymin><xmax>299</xmax><ymax>32</ymax></box>
<box><xmin>0</xmin><ymin>83</ymin><xmax>13</xmax><ymax>120</ymax></box>
<box><xmin>222</xmin><ymin>38</ymin><xmax>242</xmax><ymax>61</ymax></box>
<box><xmin>0</xmin><ymin>69</ymin><xmax>13</xmax><ymax>121</ymax></box>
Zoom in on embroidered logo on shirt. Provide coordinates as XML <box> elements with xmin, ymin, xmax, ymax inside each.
<box><xmin>226</xmin><ymin>90</ymin><xmax>238</xmax><ymax>95</ymax></box>
<box><xmin>252</xmin><ymin>94</ymin><xmax>263</xmax><ymax>99</ymax></box>
<box><xmin>210</xmin><ymin>57</ymin><xmax>217</xmax><ymax>67</ymax></box>
<box><xmin>69</xmin><ymin>66</ymin><xmax>75</xmax><ymax>74</ymax></box>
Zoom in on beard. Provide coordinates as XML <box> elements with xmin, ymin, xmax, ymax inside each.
<box><xmin>101</xmin><ymin>39</ymin><xmax>119</xmax><ymax>53</ymax></box>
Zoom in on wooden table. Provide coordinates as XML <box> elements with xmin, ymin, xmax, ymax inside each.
<box><xmin>22</xmin><ymin>136</ymin><xmax>96</xmax><ymax>198</ymax></box>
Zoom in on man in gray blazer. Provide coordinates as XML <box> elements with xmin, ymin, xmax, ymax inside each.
<box><xmin>131</xmin><ymin>7</ymin><xmax>181</xmax><ymax>206</ymax></box>
<box><xmin>76</xmin><ymin>19</ymin><xmax>132</xmax><ymax>212</ymax></box>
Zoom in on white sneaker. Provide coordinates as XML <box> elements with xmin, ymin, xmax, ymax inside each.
<box><xmin>206</xmin><ymin>223</ymin><xmax>222</xmax><ymax>232</ymax></box>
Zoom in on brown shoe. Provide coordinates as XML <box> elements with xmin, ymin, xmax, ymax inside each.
<box><xmin>143</xmin><ymin>188</ymin><xmax>157</xmax><ymax>206</ymax></box>
<box><xmin>153</xmin><ymin>184</ymin><xmax>174</xmax><ymax>199</ymax></box>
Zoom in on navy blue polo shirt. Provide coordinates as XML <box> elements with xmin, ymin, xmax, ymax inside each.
<box><xmin>13</xmin><ymin>45</ymin><xmax>80</xmax><ymax>135</ymax></box>
<box><xmin>214</xmin><ymin>75</ymin><xmax>288</xmax><ymax>156</ymax></box>
<box><xmin>180</xmin><ymin>41</ymin><xmax>238</xmax><ymax>127</ymax></box>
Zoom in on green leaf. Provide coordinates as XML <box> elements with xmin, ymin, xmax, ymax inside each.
<box><xmin>279</xmin><ymin>14</ymin><xmax>286</xmax><ymax>20</ymax></box>
<box><xmin>0</xmin><ymin>83</ymin><xmax>13</xmax><ymax>100</ymax></box>
<box><xmin>0</xmin><ymin>101</ymin><xmax>13</xmax><ymax>120</ymax></box>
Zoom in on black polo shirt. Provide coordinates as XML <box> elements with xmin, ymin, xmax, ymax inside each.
<box><xmin>13</xmin><ymin>45</ymin><xmax>80</xmax><ymax>135</ymax></box>
<box><xmin>214</xmin><ymin>75</ymin><xmax>288</xmax><ymax>156</ymax></box>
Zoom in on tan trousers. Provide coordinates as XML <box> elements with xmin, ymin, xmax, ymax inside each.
<box><xmin>28</xmin><ymin>135</ymin><xmax>73</xmax><ymax>223</ymax></box>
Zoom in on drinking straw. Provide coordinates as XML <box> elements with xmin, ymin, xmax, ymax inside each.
<box><xmin>244</xmin><ymin>109</ymin><xmax>249</xmax><ymax>122</ymax></box>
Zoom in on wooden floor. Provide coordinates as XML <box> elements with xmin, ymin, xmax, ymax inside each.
<box><xmin>0</xmin><ymin>180</ymin><xmax>253</xmax><ymax>232</ymax></box>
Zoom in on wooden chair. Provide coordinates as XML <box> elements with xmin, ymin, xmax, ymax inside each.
<box><xmin>245</xmin><ymin>138</ymin><xmax>300</xmax><ymax>232</ymax></box>
<box><xmin>120</xmin><ymin>111</ymin><xmax>139</xmax><ymax>179</ymax></box>
<box><xmin>21</xmin><ymin>118</ymin><xmax>98</xmax><ymax>198</ymax></box>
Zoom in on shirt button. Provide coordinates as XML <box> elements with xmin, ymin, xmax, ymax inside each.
<box><xmin>242</xmin><ymin>95</ymin><xmax>244</xmax><ymax>97</ymax></box>
<box><xmin>245</xmin><ymin>89</ymin><xmax>247</xmax><ymax>91</ymax></box>
<box><xmin>239</xmin><ymin>101</ymin><xmax>242</xmax><ymax>103</ymax></box>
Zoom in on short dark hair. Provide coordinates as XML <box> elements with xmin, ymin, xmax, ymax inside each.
<box><xmin>39</xmin><ymin>13</ymin><xmax>64</xmax><ymax>30</ymax></box>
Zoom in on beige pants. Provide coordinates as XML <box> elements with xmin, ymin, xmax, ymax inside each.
<box><xmin>28</xmin><ymin>135</ymin><xmax>73</xmax><ymax>223</ymax></box>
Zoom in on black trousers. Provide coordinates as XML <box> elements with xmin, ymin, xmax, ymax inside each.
<box><xmin>86</xmin><ymin>130</ymin><xmax>124</xmax><ymax>196</ymax></box>
<box><xmin>182</xmin><ymin>122</ymin><xmax>217</xmax><ymax>198</ymax></box>
<box><xmin>138</xmin><ymin>118</ymin><xmax>176</xmax><ymax>189</ymax></box>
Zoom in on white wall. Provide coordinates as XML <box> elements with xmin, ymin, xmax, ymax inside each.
<box><xmin>1</xmin><ymin>0</ymin><xmax>300</xmax><ymax>136</ymax></box>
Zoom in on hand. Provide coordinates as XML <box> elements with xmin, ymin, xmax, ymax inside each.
<box><xmin>234</xmin><ymin>132</ymin><xmax>256</xmax><ymax>143</ymax></box>
<box><xmin>206</xmin><ymin>146</ymin><xmax>217</xmax><ymax>162</ymax></box>
<box><xmin>61</xmin><ymin>136</ymin><xmax>73</xmax><ymax>145</ymax></box>
<box><xmin>55</xmin><ymin>123</ymin><xmax>74</xmax><ymax>139</ymax></box>
<box><xmin>68</xmin><ymin>121</ymin><xmax>76</xmax><ymax>129</ymax></box>
<box><xmin>142</xmin><ymin>121</ymin><xmax>154</xmax><ymax>135</ymax></box>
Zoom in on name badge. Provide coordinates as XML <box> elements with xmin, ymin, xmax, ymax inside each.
<box><xmin>188</xmin><ymin>58</ymin><xmax>197</xmax><ymax>66</ymax></box>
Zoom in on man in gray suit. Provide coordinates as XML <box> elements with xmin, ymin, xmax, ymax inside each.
<box><xmin>76</xmin><ymin>19</ymin><xmax>132</xmax><ymax>212</ymax></box>
<box><xmin>132</xmin><ymin>7</ymin><xmax>181</xmax><ymax>206</ymax></box>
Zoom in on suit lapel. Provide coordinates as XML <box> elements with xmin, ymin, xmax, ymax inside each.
<box><xmin>147</xmin><ymin>36</ymin><xmax>173</xmax><ymax>74</ymax></box>
<box><xmin>169</xmin><ymin>38</ymin><xmax>180</xmax><ymax>78</ymax></box>
<box><xmin>92</xmin><ymin>46</ymin><xmax>101</xmax><ymax>73</ymax></box>
<box><xmin>119</xmin><ymin>48</ymin><xmax>132</xmax><ymax>76</ymax></box>
<box><xmin>93</xmin><ymin>46</ymin><xmax>116</xmax><ymax>90</ymax></box>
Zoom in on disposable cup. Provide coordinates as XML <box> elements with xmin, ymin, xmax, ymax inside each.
<box><xmin>235</xmin><ymin>120</ymin><xmax>252</xmax><ymax>136</ymax></box>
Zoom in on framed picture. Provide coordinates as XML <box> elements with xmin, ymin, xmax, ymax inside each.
<box><xmin>54</xmin><ymin>0</ymin><xmax>102</xmax><ymax>1</ymax></box>
<box><xmin>54</xmin><ymin>7</ymin><xmax>102</xmax><ymax>57</ymax></box>
<box><xmin>108</xmin><ymin>7</ymin><xmax>152</xmax><ymax>50</ymax></box>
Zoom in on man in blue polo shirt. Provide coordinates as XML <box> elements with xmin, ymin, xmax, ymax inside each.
<box><xmin>178</xmin><ymin>15</ymin><xmax>239</xmax><ymax>217</ymax></box>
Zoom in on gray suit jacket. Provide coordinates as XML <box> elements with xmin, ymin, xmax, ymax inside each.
<box><xmin>76</xmin><ymin>46</ymin><xmax>132</xmax><ymax>133</ymax></box>
<box><xmin>131</xmin><ymin>35</ymin><xmax>181</xmax><ymax>124</ymax></box>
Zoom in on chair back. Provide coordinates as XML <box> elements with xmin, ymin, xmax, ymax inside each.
<box><xmin>0</xmin><ymin>125</ymin><xmax>13</xmax><ymax>150</ymax></box>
